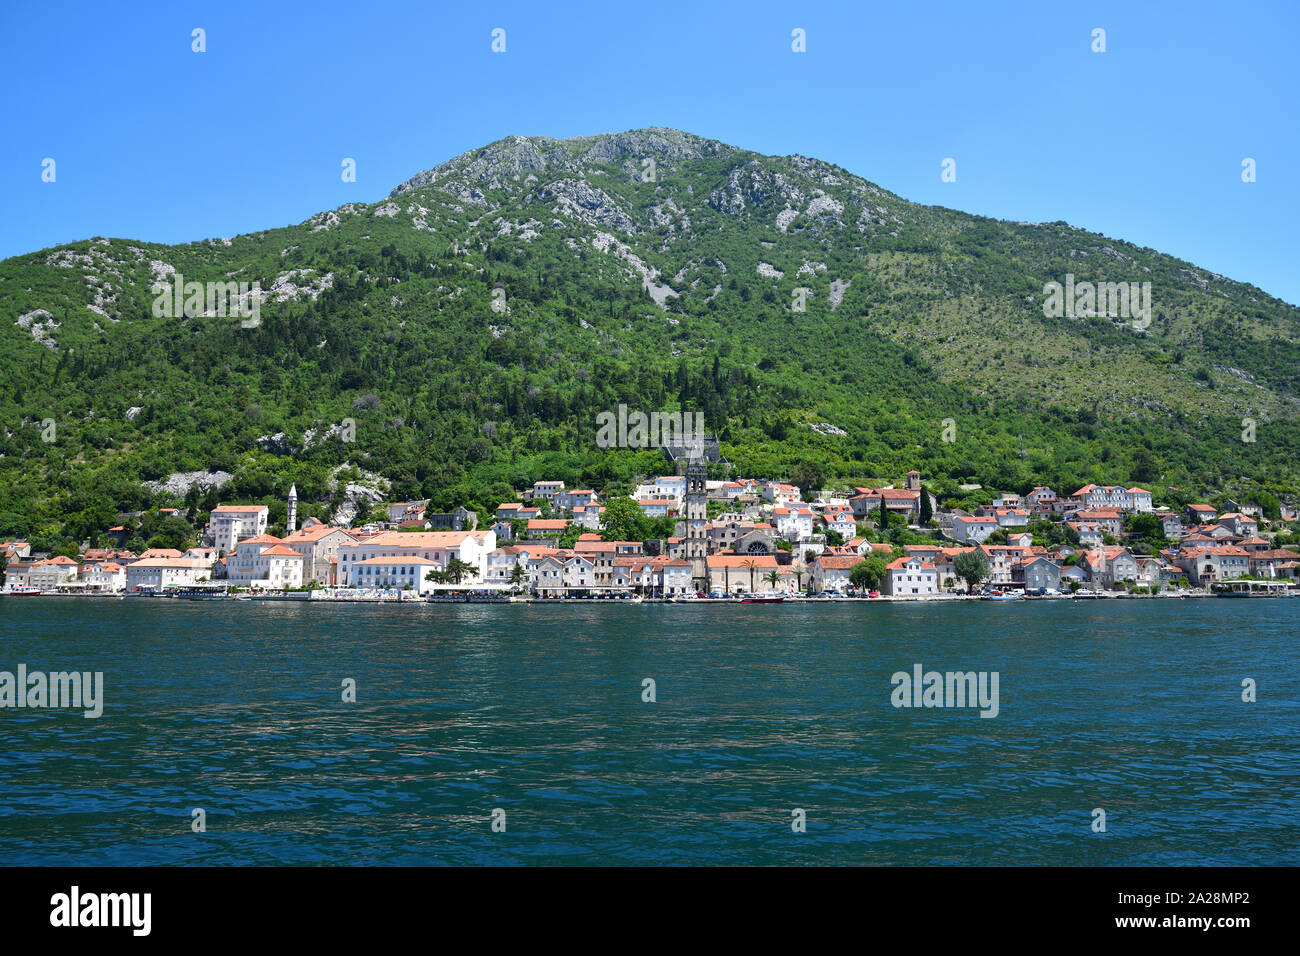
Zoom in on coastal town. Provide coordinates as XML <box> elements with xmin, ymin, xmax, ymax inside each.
<box><xmin>3</xmin><ymin>463</ymin><xmax>1298</xmax><ymax>603</ymax></box>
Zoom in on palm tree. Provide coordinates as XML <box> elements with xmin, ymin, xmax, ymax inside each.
<box><xmin>793</xmin><ymin>567</ymin><xmax>806</xmax><ymax>593</ymax></box>
<box><xmin>764</xmin><ymin>569</ymin><xmax>780</xmax><ymax>593</ymax></box>
<box><xmin>742</xmin><ymin>559</ymin><xmax>757</xmax><ymax>594</ymax></box>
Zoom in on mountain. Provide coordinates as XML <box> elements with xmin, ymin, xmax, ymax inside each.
<box><xmin>2</xmin><ymin>127</ymin><xmax>1298</xmax><ymax>547</ymax></box>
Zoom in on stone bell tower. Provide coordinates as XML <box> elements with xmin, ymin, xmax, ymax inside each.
<box><xmin>286</xmin><ymin>483</ymin><xmax>298</xmax><ymax>535</ymax></box>
<box><xmin>685</xmin><ymin>461</ymin><xmax>708</xmax><ymax>591</ymax></box>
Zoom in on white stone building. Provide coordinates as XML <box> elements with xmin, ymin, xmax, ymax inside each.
<box><xmin>884</xmin><ymin>556</ymin><xmax>938</xmax><ymax>596</ymax></box>
<box><xmin>338</xmin><ymin>530</ymin><xmax>497</xmax><ymax>586</ymax></box>
<box><xmin>209</xmin><ymin>504</ymin><xmax>269</xmax><ymax>552</ymax></box>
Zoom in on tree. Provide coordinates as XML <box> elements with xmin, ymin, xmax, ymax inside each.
<box><xmin>558</xmin><ymin>523</ymin><xmax>583</xmax><ymax>549</ymax></box>
<box><xmin>793</xmin><ymin>567</ymin><xmax>806</xmax><ymax>593</ymax></box>
<box><xmin>600</xmin><ymin>496</ymin><xmax>649</xmax><ymax>542</ymax></box>
<box><xmin>1131</xmin><ymin>447</ymin><xmax>1159</xmax><ymax>484</ymax></box>
<box><xmin>145</xmin><ymin>516</ymin><xmax>196</xmax><ymax>552</ymax></box>
<box><xmin>509</xmin><ymin>564</ymin><xmax>526</xmax><ymax>590</ymax></box>
<box><xmin>877</xmin><ymin>498</ymin><xmax>889</xmax><ymax>532</ymax></box>
<box><xmin>849</xmin><ymin>556</ymin><xmax>888</xmax><ymax>592</ymax></box>
<box><xmin>764</xmin><ymin>569</ymin><xmax>781</xmax><ymax>592</ymax></box>
<box><xmin>789</xmin><ymin>462</ymin><xmax>825</xmax><ymax>502</ymax></box>
<box><xmin>444</xmin><ymin>558</ymin><xmax>477</xmax><ymax>584</ymax></box>
<box><xmin>1125</xmin><ymin>512</ymin><xmax>1161</xmax><ymax>540</ymax></box>
<box><xmin>953</xmin><ymin>550</ymin><xmax>990</xmax><ymax>592</ymax></box>
<box><xmin>918</xmin><ymin>485</ymin><xmax>932</xmax><ymax>524</ymax></box>
<box><xmin>742</xmin><ymin>559</ymin><xmax>758</xmax><ymax>593</ymax></box>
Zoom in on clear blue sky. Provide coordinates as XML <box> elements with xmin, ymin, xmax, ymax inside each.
<box><xmin>3</xmin><ymin>0</ymin><xmax>1296</xmax><ymax>304</ymax></box>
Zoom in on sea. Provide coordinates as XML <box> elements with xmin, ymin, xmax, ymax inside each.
<box><xmin>1</xmin><ymin>597</ymin><xmax>1296</xmax><ymax>865</ymax></box>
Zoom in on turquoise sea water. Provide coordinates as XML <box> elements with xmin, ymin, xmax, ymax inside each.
<box><xmin>1</xmin><ymin>597</ymin><xmax>1296</xmax><ymax>865</ymax></box>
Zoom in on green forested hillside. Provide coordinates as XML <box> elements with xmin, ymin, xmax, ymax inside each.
<box><xmin>2</xmin><ymin>128</ymin><xmax>1298</xmax><ymax>549</ymax></box>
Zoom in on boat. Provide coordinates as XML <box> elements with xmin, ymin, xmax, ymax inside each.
<box><xmin>983</xmin><ymin>591</ymin><xmax>1022</xmax><ymax>601</ymax></box>
<box><xmin>3</xmin><ymin>585</ymin><xmax>42</xmax><ymax>596</ymax></box>
<box><xmin>741</xmin><ymin>596</ymin><xmax>785</xmax><ymax>604</ymax></box>
<box><xmin>1212</xmin><ymin>580</ymin><xmax>1290</xmax><ymax>598</ymax></box>
<box><xmin>176</xmin><ymin>586</ymin><xmax>230</xmax><ymax>600</ymax></box>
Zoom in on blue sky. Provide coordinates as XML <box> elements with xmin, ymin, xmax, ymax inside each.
<box><xmin>3</xmin><ymin>0</ymin><xmax>1297</xmax><ymax>304</ymax></box>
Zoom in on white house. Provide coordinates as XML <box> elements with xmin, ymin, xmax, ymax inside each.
<box><xmin>224</xmin><ymin>535</ymin><xmax>305</xmax><ymax>588</ymax></box>
<box><xmin>386</xmin><ymin>500</ymin><xmax>430</xmax><ymax>524</ymax></box>
<box><xmin>562</xmin><ymin>554</ymin><xmax>596</xmax><ymax>590</ymax></box>
<box><xmin>1070</xmin><ymin>484</ymin><xmax>1153</xmax><ymax>513</ymax></box>
<box><xmin>823</xmin><ymin>510</ymin><xmax>857</xmax><ymax>539</ymax></box>
<box><xmin>259</xmin><ymin>545</ymin><xmax>306</xmax><ymax>588</ymax></box>
<box><xmin>812</xmin><ymin>554</ymin><xmax>858</xmax><ymax>592</ymax></box>
<box><xmin>993</xmin><ymin>508</ymin><xmax>1030</xmax><ymax>529</ymax></box>
<box><xmin>1014</xmin><ymin>556</ymin><xmax>1061</xmax><ymax>592</ymax></box>
<box><xmin>1025</xmin><ymin>487</ymin><xmax>1058</xmax><ymax>513</ymax></box>
<box><xmin>1173</xmin><ymin>546</ymin><xmax>1252</xmax><ymax>587</ymax></box>
<box><xmin>533</xmin><ymin>555</ymin><xmax>569</xmax><ymax>595</ymax></box>
<box><xmin>764</xmin><ymin>482</ymin><xmax>802</xmax><ymax>506</ymax></box>
<box><xmin>658</xmin><ymin>559</ymin><xmax>694</xmax><ymax>595</ymax></box>
<box><xmin>1067</xmin><ymin>521</ymin><xmax>1105</xmax><ymax>547</ymax></box>
<box><xmin>349</xmin><ymin>556</ymin><xmax>442</xmax><ymax>593</ymax></box>
<box><xmin>773</xmin><ymin>506</ymin><xmax>816</xmax><ymax>542</ymax></box>
<box><xmin>526</xmin><ymin>480</ymin><xmax>565</xmax><ymax>503</ymax></box>
<box><xmin>282</xmin><ymin>523</ymin><xmax>356</xmax><ymax>586</ymax></box>
<box><xmin>80</xmin><ymin>562</ymin><xmax>126</xmax><ymax>592</ymax></box>
<box><xmin>613</xmin><ymin>556</ymin><xmax>693</xmax><ymax>595</ymax></box>
<box><xmin>952</xmin><ymin>515</ymin><xmax>998</xmax><ymax>544</ymax></box>
<box><xmin>209</xmin><ymin>504</ymin><xmax>269</xmax><ymax>552</ymax></box>
<box><xmin>338</xmin><ymin>530</ymin><xmax>497</xmax><ymax>586</ymax></box>
<box><xmin>553</xmin><ymin>489</ymin><xmax>599</xmax><ymax>513</ymax></box>
<box><xmin>1217</xmin><ymin>513</ymin><xmax>1258</xmax><ymax>537</ymax></box>
<box><xmin>884</xmin><ymin>556</ymin><xmax>938</xmax><ymax>596</ymax></box>
<box><xmin>1125</xmin><ymin>487</ymin><xmax>1154</xmax><ymax>512</ymax></box>
<box><xmin>27</xmin><ymin>556</ymin><xmax>80</xmax><ymax>590</ymax></box>
<box><xmin>485</xmin><ymin>545</ymin><xmax>535</xmax><ymax>586</ymax></box>
<box><xmin>125</xmin><ymin>557</ymin><xmax>213</xmax><ymax>591</ymax></box>
<box><xmin>1079</xmin><ymin>547</ymin><xmax>1140</xmax><ymax>590</ymax></box>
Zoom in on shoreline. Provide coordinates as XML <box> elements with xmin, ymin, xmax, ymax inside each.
<box><xmin>4</xmin><ymin>589</ymin><xmax>1293</xmax><ymax>605</ymax></box>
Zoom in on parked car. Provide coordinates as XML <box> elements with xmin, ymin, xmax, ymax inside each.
<box><xmin>867</xmin><ymin>590</ymin><xmax>880</xmax><ymax>599</ymax></box>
